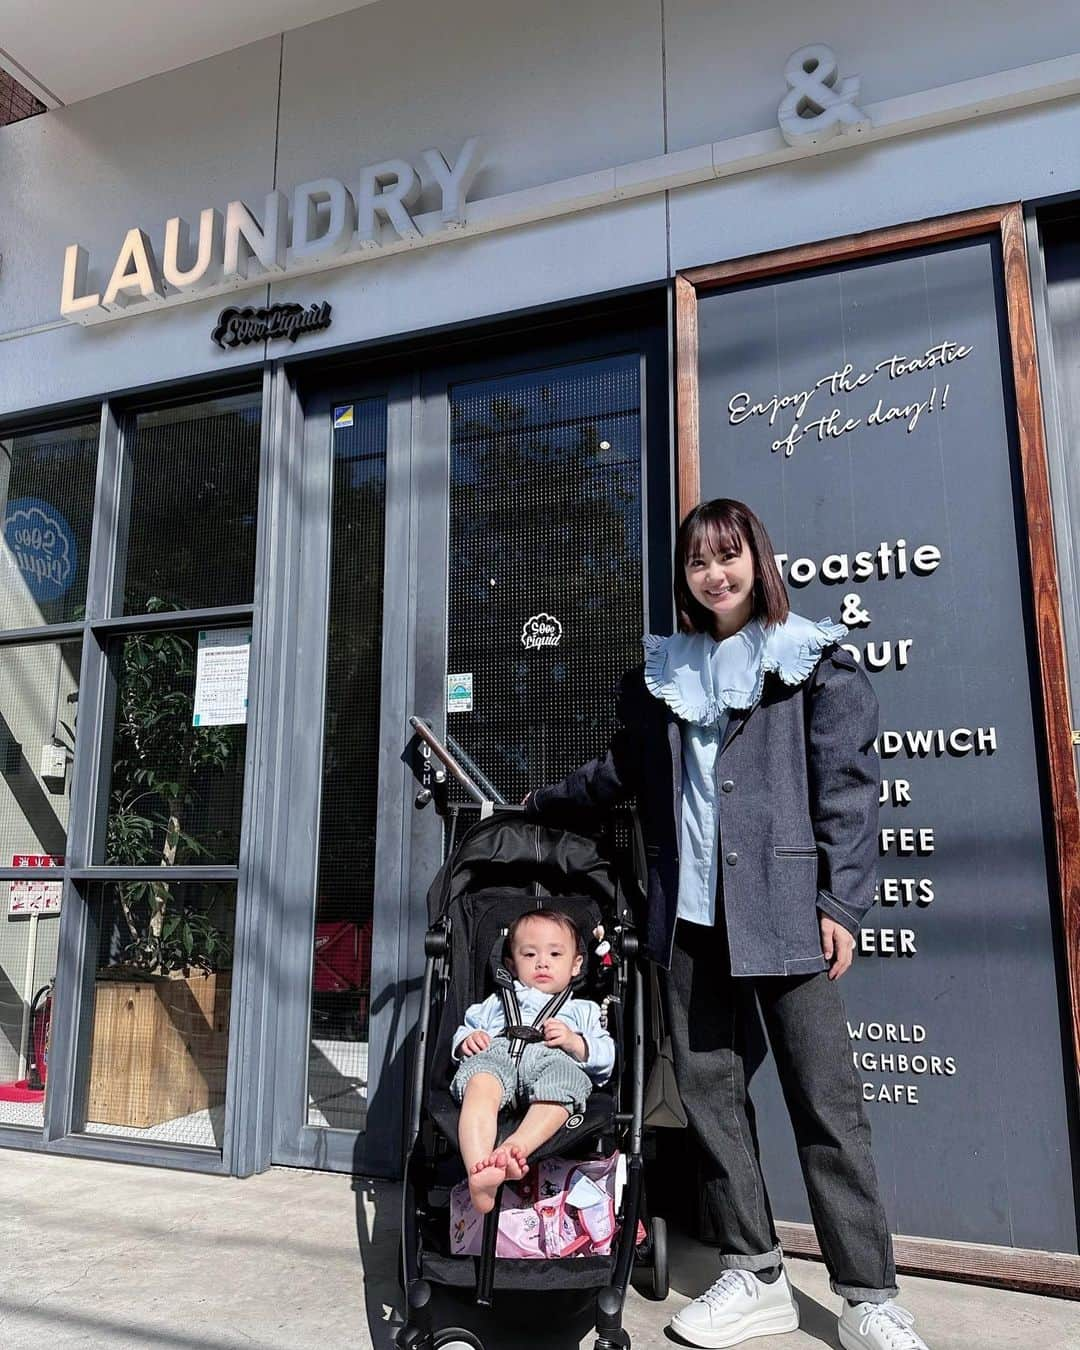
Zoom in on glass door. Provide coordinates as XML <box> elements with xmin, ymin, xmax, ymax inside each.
<box><xmin>271</xmin><ymin>377</ymin><xmax>415</xmax><ymax>1174</ymax></box>
<box><xmin>442</xmin><ymin>355</ymin><xmax>648</xmax><ymax>802</ymax></box>
<box><xmin>273</xmin><ymin>307</ymin><xmax>667</xmax><ymax>1175</ymax></box>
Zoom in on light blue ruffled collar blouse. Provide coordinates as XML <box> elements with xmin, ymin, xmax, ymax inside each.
<box><xmin>641</xmin><ymin>614</ymin><xmax>847</xmax><ymax>926</ymax></box>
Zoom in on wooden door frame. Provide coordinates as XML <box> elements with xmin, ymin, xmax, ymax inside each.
<box><xmin>674</xmin><ymin>204</ymin><xmax>1080</xmax><ymax>1297</ymax></box>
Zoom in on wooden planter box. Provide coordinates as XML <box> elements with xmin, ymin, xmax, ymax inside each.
<box><xmin>86</xmin><ymin>970</ymin><xmax>231</xmax><ymax>1129</ymax></box>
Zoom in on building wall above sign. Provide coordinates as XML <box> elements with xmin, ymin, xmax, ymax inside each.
<box><xmin>54</xmin><ymin>44</ymin><xmax>1080</xmax><ymax>330</ymax></box>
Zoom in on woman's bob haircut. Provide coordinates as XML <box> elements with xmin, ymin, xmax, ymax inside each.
<box><xmin>674</xmin><ymin>498</ymin><xmax>790</xmax><ymax>633</ymax></box>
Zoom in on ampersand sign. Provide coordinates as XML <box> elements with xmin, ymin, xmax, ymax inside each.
<box><xmin>842</xmin><ymin>592</ymin><xmax>872</xmax><ymax>627</ymax></box>
<box><xmin>778</xmin><ymin>44</ymin><xmax>870</xmax><ymax>149</ymax></box>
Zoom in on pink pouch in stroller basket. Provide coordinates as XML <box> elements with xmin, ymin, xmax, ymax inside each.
<box><xmin>449</xmin><ymin>1154</ymin><xmax>619</xmax><ymax>1258</ymax></box>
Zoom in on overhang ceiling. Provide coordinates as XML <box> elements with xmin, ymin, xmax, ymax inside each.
<box><xmin>0</xmin><ymin>1</ymin><xmax>378</xmax><ymax>107</ymax></box>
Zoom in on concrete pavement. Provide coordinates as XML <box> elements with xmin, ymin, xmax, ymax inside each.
<box><xmin>0</xmin><ymin>1151</ymin><xmax>1077</xmax><ymax>1348</ymax></box>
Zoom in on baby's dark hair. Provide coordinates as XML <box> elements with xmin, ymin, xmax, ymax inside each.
<box><xmin>505</xmin><ymin>908</ymin><xmax>586</xmax><ymax>961</ymax></box>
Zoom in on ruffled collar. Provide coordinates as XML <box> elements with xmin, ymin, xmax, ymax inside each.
<box><xmin>642</xmin><ymin>614</ymin><xmax>847</xmax><ymax>727</ymax></box>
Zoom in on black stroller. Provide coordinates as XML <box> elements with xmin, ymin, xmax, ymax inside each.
<box><xmin>398</xmin><ymin>723</ymin><xmax>668</xmax><ymax>1350</ymax></box>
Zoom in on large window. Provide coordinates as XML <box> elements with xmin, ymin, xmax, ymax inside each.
<box><xmin>77</xmin><ymin>883</ymin><xmax>236</xmax><ymax>1148</ymax></box>
<box><xmin>104</xmin><ymin>627</ymin><xmax>248</xmax><ymax>868</ymax></box>
<box><xmin>0</xmin><ymin>415</ymin><xmax>98</xmax><ymax>1129</ymax></box>
<box><xmin>0</xmin><ymin>391</ymin><xmax>260</xmax><ymax>1151</ymax></box>
<box><xmin>70</xmin><ymin>392</ymin><xmax>260</xmax><ymax>1148</ymax></box>
<box><xmin>1</xmin><ymin>422</ymin><xmax>99</xmax><ymax>630</ymax></box>
<box><xmin>0</xmin><ymin>641</ymin><xmax>81</xmax><ymax>1126</ymax></box>
<box><xmin>119</xmin><ymin>395</ymin><xmax>260</xmax><ymax>615</ymax></box>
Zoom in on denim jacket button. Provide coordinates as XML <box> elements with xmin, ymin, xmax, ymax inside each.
<box><xmin>725</xmin><ymin>851</ymin><xmax>738</xmax><ymax>865</ymax></box>
<box><xmin>721</xmin><ymin>779</ymin><xmax>735</xmax><ymax>793</ymax></box>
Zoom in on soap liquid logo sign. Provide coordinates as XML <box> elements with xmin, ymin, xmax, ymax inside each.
<box><xmin>521</xmin><ymin>613</ymin><xmax>563</xmax><ymax>650</ymax></box>
<box><xmin>3</xmin><ymin>498</ymin><xmax>77</xmax><ymax>603</ymax></box>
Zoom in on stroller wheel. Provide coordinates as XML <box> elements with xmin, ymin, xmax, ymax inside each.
<box><xmin>648</xmin><ymin>1217</ymin><xmax>669</xmax><ymax>1301</ymax></box>
<box><xmin>433</xmin><ymin>1331</ymin><xmax>485</xmax><ymax>1350</ymax></box>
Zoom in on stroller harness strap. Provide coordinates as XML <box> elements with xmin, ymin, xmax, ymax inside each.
<box><xmin>494</xmin><ymin>968</ymin><xmax>575</xmax><ymax>1064</ymax></box>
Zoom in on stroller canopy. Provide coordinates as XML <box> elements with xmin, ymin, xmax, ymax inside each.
<box><xmin>427</xmin><ymin>814</ymin><xmax>627</xmax><ymax>925</ymax></box>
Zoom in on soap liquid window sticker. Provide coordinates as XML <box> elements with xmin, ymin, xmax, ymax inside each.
<box><xmin>3</xmin><ymin>497</ymin><xmax>77</xmax><ymax>603</ymax></box>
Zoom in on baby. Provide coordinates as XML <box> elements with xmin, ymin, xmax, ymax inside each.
<box><xmin>451</xmin><ymin>908</ymin><xmax>616</xmax><ymax>1214</ymax></box>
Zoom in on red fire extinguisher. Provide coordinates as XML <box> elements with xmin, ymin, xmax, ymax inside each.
<box><xmin>27</xmin><ymin>984</ymin><xmax>52</xmax><ymax>1092</ymax></box>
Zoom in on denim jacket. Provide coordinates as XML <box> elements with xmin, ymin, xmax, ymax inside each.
<box><xmin>526</xmin><ymin>643</ymin><xmax>880</xmax><ymax>974</ymax></box>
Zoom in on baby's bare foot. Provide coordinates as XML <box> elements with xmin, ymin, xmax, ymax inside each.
<box><xmin>468</xmin><ymin>1150</ymin><xmax>508</xmax><ymax>1214</ymax></box>
<box><xmin>503</xmin><ymin>1144</ymin><xmax>529</xmax><ymax>1181</ymax></box>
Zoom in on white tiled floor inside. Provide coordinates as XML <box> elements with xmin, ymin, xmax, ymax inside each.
<box><xmin>0</xmin><ymin>1098</ymin><xmax>44</xmax><ymax>1129</ymax></box>
<box><xmin>81</xmin><ymin>1102</ymin><xmax>226</xmax><ymax>1147</ymax></box>
<box><xmin>2</xmin><ymin>1038</ymin><xmax>369</xmax><ymax>1143</ymax></box>
<box><xmin>307</xmin><ymin>1037</ymin><xmax>368</xmax><ymax>1130</ymax></box>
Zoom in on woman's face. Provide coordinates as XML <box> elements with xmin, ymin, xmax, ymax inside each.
<box><xmin>684</xmin><ymin>533</ymin><xmax>756</xmax><ymax>635</ymax></box>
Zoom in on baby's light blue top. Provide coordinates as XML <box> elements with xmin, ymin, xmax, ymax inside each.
<box><xmin>642</xmin><ymin>614</ymin><xmax>848</xmax><ymax>927</ymax></box>
<box><xmin>452</xmin><ymin>981</ymin><xmax>616</xmax><ymax>1083</ymax></box>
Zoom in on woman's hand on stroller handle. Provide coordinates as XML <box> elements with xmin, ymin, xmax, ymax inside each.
<box><xmin>460</xmin><ymin>1030</ymin><xmax>492</xmax><ymax>1057</ymax></box>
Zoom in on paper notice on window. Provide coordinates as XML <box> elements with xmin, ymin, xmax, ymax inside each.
<box><xmin>193</xmin><ymin>628</ymin><xmax>252</xmax><ymax>727</ymax></box>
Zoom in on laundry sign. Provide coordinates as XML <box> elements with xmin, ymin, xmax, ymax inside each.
<box><xmin>60</xmin><ymin>138</ymin><xmax>483</xmax><ymax>324</ymax></box>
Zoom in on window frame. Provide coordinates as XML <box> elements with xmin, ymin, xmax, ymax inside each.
<box><xmin>0</xmin><ymin>376</ymin><xmax>270</xmax><ymax>1172</ymax></box>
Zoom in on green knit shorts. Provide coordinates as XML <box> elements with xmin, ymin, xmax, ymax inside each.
<box><xmin>451</xmin><ymin>1038</ymin><xmax>593</xmax><ymax>1112</ymax></box>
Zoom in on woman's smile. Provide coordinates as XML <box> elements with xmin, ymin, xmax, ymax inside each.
<box><xmin>685</xmin><ymin>536</ymin><xmax>756</xmax><ymax>635</ymax></box>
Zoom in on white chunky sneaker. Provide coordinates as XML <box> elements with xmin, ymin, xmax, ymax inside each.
<box><xmin>668</xmin><ymin>1268</ymin><xmax>800</xmax><ymax>1348</ymax></box>
<box><xmin>839</xmin><ymin>1300</ymin><xmax>930</xmax><ymax>1350</ymax></box>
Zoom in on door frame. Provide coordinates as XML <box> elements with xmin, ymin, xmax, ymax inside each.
<box><xmin>673</xmin><ymin>205</ymin><xmax>1080</xmax><ymax>1294</ymax></box>
<box><xmin>270</xmin><ymin>300</ymin><xmax>669</xmax><ymax>1177</ymax></box>
<box><xmin>270</xmin><ymin>371</ymin><xmax>416</xmax><ymax>1175</ymax></box>
<box><xmin>407</xmin><ymin>317</ymin><xmax>672</xmax><ymax>1074</ymax></box>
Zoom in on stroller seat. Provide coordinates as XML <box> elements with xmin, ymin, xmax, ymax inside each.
<box><xmin>428</xmin><ymin>1083</ymin><xmax>617</xmax><ymax>1165</ymax></box>
<box><xmin>427</xmin><ymin>886</ymin><xmax>621</xmax><ymax>1162</ymax></box>
<box><xmin>399</xmin><ymin>811</ymin><xmax>653</xmax><ymax>1349</ymax></box>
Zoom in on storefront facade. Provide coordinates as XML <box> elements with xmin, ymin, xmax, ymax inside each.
<box><xmin>2</xmin><ymin>0</ymin><xmax>1080</xmax><ymax>1293</ymax></box>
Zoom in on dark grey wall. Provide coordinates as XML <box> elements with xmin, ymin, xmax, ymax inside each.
<box><xmin>695</xmin><ymin>235</ymin><xmax>1079</xmax><ymax>1253</ymax></box>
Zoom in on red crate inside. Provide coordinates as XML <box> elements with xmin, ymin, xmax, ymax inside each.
<box><xmin>313</xmin><ymin>921</ymin><xmax>371</xmax><ymax>993</ymax></box>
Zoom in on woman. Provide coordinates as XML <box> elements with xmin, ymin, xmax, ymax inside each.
<box><xmin>525</xmin><ymin>499</ymin><xmax>929</xmax><ymax>1350</ymax></box>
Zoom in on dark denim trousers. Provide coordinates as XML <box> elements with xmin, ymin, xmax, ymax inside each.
<box><xmin>663</xmin><ymin>919</ymin><xmax>898</xmax><ymax>1303</ymax></box>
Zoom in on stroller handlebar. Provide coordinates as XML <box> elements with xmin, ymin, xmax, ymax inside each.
<box><xmin>409</xmin><ymin>716</ymin><xmax>507</xmax><ymax>806</ymax></box>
